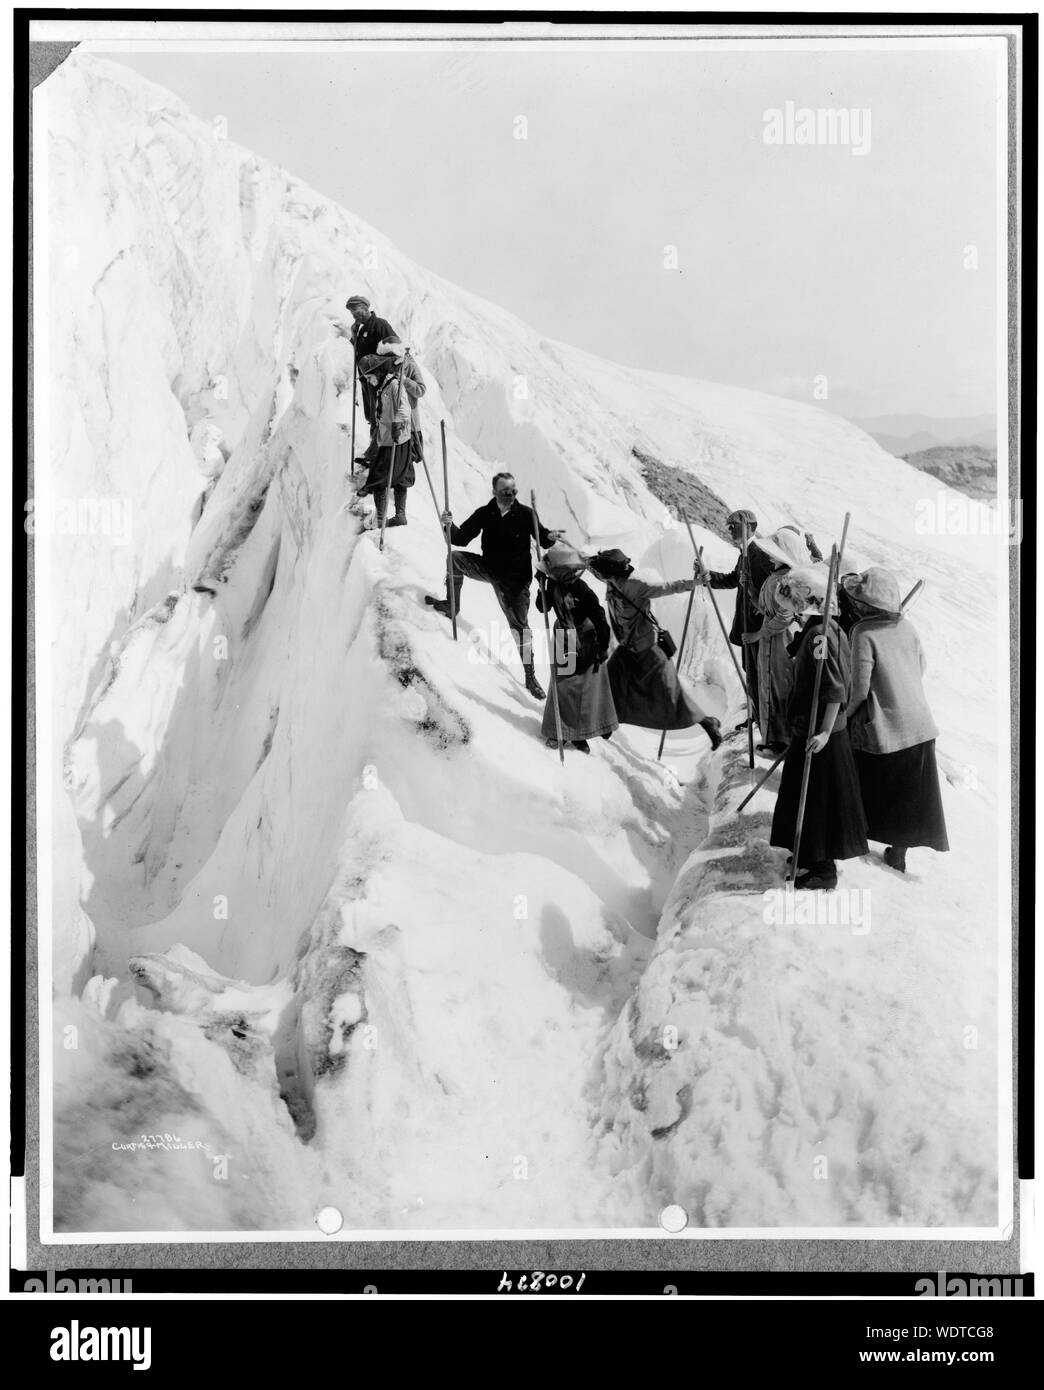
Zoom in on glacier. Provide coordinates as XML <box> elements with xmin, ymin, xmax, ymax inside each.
<box><xmin>36</xmin><ymin>52</ymin><xmax>1006</xmax><ymax>1234</ymax></box>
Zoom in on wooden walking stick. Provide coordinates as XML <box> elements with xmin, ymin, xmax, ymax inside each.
<box><xmin>530</xmin><ymin>490</ymin><xmax>565</xmax><ymax>764</ymax></box>
<box><xmin>788</xmin><ymin>543</ymin><xmax>839</xmax><ymax>883</ymax></box>
<box><xmin>739</xmin><ymin>518</ymin><xmax>755</xmax><ymax>769</ymax></box>
<box><xmin>900</xmin><ymin>578</ymin><xmax>925</xmax><ymax>611</ymax></box>
<box><xmin>656</xmin><ymin>547</ymin><xmax>701</xmax><ymax>761</ymax></box>
<box><xmin>682</xmin><ymin>517</ymin><xmax>748</xmax><ymax>691</ymax></box>
<box><xmin>441</xmin><ymin>420</ymin><xmax>457</xmax><ymax>641</ymax></box>
<box><xmin>378</xmin><ymin>353</ymin><xmax>409</xmax><ymax>554</ymax></box>
<box><xmin>349</xmin><ymin>340</ymin><xmax>358</xmax><ymax>477</ymax></box>
<box><xmin>736</xmin><ymin>747</ymin><xmax>788</xmax><ymax>812</ymax></box>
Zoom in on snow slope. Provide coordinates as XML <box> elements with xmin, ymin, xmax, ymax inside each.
<box><xmin>38</xmin><ymin>53</ymin><xmax>1007</xmax><ymax>1233</ymax></box>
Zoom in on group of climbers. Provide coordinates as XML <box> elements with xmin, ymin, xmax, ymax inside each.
<box><xmin>343</xmin><ymin>294</ymin><xmax>948</xmax><ymax>888</ymax></box>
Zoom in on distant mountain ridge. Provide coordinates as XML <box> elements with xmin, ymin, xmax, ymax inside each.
<box><xmin>899</xmin><ymin>444</ymin><xmax>997</xmax><ymax>502</ymax></box>
<box><xmin>851</xmin><ymin>412</ymin><xmax>996</xmax><ymax>457</ymax></box>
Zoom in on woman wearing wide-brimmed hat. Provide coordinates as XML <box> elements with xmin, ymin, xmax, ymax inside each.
<box><xmin>354</xmin><ymin>345</ymin><xmax>425</xmax><ymax>527</ymax></box>
<box><xmin>843</xmin><ymin>567</ymin><xmax>949</xmax><ymax>873</ymax></box>
<box><xmin>745</xmin><ymin>527</ymin><xmax>812</xmax><ymax>755</ymax></box>
<box><xmin>585</xmin><ymin>549</ymin><xmax>721</xmax><ymax>748</ymax></box>
<box><xmin>535</xmin><ymin>543</ymin><xmax>618</xmax><ymax>753</ymax></box>
<box><xmin>769</xmin><ymin>565</ymin><xmax>869</xmax><ymax>890</ymax></box>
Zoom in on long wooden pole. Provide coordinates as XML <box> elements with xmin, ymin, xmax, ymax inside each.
<box><xmin>441</xmin><ymin>421</ymin><xmax>457</xmax><ymax>641</ymax></box>
<box><xmin>788</xmin><ymin>512</ymin><xmax>849</xmax><ymax>882</ymax></box>
<box><xmin>682</xmin><ymin>517</ymin><xmax>747</xmax><ymax>691</ymax></box>
<box><xmin>736</xmin><ymin>747</ymin><xmax>788</xmax><ymax>812</ymax></box>
<box><xmin>530</xmin><ymin>490</ymin><xmax>564</xmax><ymax>764</ymax></box>
<box><xmin>739</xmin><ymin>520</ymin><xmax>755</xmax><ymax>768</ymax></box>
<box><xmin>349</xmin><ymin>341</ymin><xmax>358</xmax><ymax>477</ymax></box>
<box><xmin>656</xmin><ymin>547</ymin><xmax>700</xmax><ymax>761</ymax></box>
<box><xmin>378</xmin><ymin>355</ymin><xmax>408</xmax><ymax>554</ymax></box>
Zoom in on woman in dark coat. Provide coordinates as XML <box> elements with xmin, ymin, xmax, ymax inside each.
<box><xmin>843</xmin><ymin>567</ymin><xmax>949</xmax><ymax>872</ymax></box>
<box><xmin>355</xmin><ymin>350</ymin><xmax>424</xmax><ymax>526</ymax></box>
<box><xmin>586</xmin><ymin>549</ymin><xmax>721</xmax><ymax>749</ymax></box>
<box><xmin>535</xmin><ymin>544</ymin><xmax>618</xmax><ymax>752</ymax></box>
<box><xmin>769</xmin><ymin>565</ymin><xmax>869</xmax><ymax>890</ymax></box>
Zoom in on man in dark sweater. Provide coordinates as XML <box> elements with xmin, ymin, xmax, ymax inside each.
<box><xmin>347</xmin><ymin>295</ymin><xmax>400</xmax><ymax>465</ymax></box>
<box><xmin>426</xmin><ymin>472</ymin><xmax>565</xmax><ymax>698</ymax></box>
<box><xmin>704</xmin><ymin>509</ymin><xmax>768</xmax><ymax>726</ymax></box>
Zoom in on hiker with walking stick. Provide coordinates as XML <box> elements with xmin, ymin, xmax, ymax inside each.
<box><xmin>585</xmin><ymin>549</ymin><xmax>722</xmax><ymax>748</ymax></box>
<box><xmin>425</xmin><ymin>472</ymin><xmax>566</xmax><ymax>699</ymax></box>
<box><xmin>768</xmin><ymin>563</ymin><xmax>868</xmax><ymax>891</ymax></box>
<box><xmin>354</xmin><ymin>347</ymin><xmax>425</xmax><ymax>530</ymax></box>
<box><xmin>534</xmin><ymin>543</ymin><xmax>618</xmax><ymax>754</ymax></box>
<box><xmin>704</xmin><ymin>509</ymin><xmax>764</xmax><ymax>734</ymax></box>
<box><xmin>346</xmin><ymin>296</ymin><xmax>400</xmax><ymax>467</ymax></box>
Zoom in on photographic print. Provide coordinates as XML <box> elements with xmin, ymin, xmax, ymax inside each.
<box><xmin>28</xmin><ymin>18</ymin><xmax>1018</xmax><ymax>1249</ymax></box>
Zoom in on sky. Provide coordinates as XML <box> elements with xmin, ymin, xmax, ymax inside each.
<box><xmin>111</xmin><ymin>38</ymin><xmax>1005</xmax><ymax>421</ymax></box>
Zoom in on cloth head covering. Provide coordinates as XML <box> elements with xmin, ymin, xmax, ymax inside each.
<box><xmin>726</xmin><ymin>508</ymin><xmax>758</xmax><ymax>530</ymax></box>
<box><xmin>841</xmin><ymin>567</ymin><xmax>902</xmax><ymax>616</ymax></box>
<box><xmin>756</xmin><ymin>527</ymin><xmax>809</xmax><ymax>570</ymax></box>
<box><xmin>539</xmin><ymin>542</ymin><xmax>587</xmax><ymax>579</ymax></box>
<box><xmin>346</xmin><ymin>295</ymin><xmax>371</xmax><ymax>310</ymax></box>
<box><xmin>586</xmin><ymin>548</ymin><xmax>633</xmax><ymax>579</ymax></box>
<box><xmin>357</xmin><ymin>353</ymin><xmax>393</xmax><ymax>379</ymax></box>
<box><xmin>777</xmin><ymin>562</ymin><xmax>832</xmax><ymax>617</ymax></box>
<box><xmin>377</xmin><ymin>339</ymin><xmax>406</xmax><ymax>359</ymax></box>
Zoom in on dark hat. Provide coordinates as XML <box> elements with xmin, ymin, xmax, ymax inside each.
<box><xmin>726</xmin><ymin>508</ymin><xmax>758</xmax><ymax>530</ymax></box>
<box><xmin>346</xmin><ymin>295</ymin><xmax>371</xmax><ymax>310</ymax></box>
<box><xmin>587</xmin><ymin>548</ymin><xmax>632</xmax><ymax>579</ymax></box>
<box><xmin>357</xmin><ymin>353</ymin><xmax>391</xmax><ymax>378</ymax></box>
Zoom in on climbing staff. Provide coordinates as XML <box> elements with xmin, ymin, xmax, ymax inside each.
<box><xmin>534</xmin><ymin>543</ymin><xmax>618</xmax><ymax>754</ymax></box>
<box><xmin>425</xmin><ymin>472</ymin><xmax>566</xmax><ymax>699</ymax></box>
<box><xmin>586</xmin><ymin>549</ymin><xmax>722</xmax><ymax>748</ymax></box>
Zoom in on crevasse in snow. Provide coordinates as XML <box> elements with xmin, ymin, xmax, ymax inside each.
<box><xmin>41</xmin><ymin>53</ymin><xmax>1002</xmax><ymax>1232</ymax></box>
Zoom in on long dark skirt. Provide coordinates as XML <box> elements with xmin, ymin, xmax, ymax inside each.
<box><xmin>606</xmin><ymin>642</ymin><xmax>707</xmax><ymax>731</ymax></box>
<box><xmin>541</xmin><ymin>622</ymin><xmax>618</xmax><ymax>741</ymax></box>
<box><xmin>770</xmin><ymin>726</ymin><xmax>869</xmax><ymax>868</ymax></box>
<box><xmin>357</xmin><ymin>434</ymin><xmax>419</xmax><ymax>495</ymax></box>
<box><xmin>854</xmin><ymin>740</ymin><xmax>949</xmax><ymax>851</ymax></box>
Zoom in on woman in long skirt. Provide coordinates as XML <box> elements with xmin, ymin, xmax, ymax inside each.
<box><xmin>355</xmin><ymin>351</ymin><xmax>424</xmax><ymax>527</ymax></box>
<box><xmin>586</xmin><ymin>549</ymin><xmax>722</xmax><ymax>748</ymax></box>
<box><xmin>745</xmin><ymin>527</ymin><xmax>810</xmax><ymax>755</ymax></box>
<box><xmin>842</xmin><ymin>567</ymin><xmax>949</xmax><ymax>872</ymax></box>
<box><xmin>536</xmin><ymin>543</ymin><xmax>618</xmax><ymax>753</ymax></box>
<box><xmin>769</xmin><ymin>566</ymin><xmax>869</xmax><ymax>890</ymax></box>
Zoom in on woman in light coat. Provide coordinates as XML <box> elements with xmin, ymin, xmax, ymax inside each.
<box><xmin>843</xmin><ymin>568</ymin><xmax>949</xmax><ymax>872</ymax></box>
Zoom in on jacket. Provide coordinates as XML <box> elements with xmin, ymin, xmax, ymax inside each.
<box><xmin>351</xmin><ymin>313</ymin><xmax>400</xmax><ymax>362</ymax></box>
<box><xmin>373</xmin><ymin>357</ymin><xmax>425</xmax><ymax>445</ymax></box>
<box><xmin>847</xmin><ymin>615</ymin><xmax>939</xmax><ymax>753</ymax></box>
<box><xmin>784</xmin><ymin>616</ymin><xmax>852</xmax><ymax>738</ymax></box>
<box><xmin>605</xmin><ymin>576</ymin><xmax>693</xmax><ymax>654</ymax></box>
<box><xmin>449</xmin><ymin>499</ymin><xmax>554</xmax><ymax>584</ymax></box>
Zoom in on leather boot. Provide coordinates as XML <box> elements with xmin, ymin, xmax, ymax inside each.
<box><xmin>700</xmin><ymin>717</ymin><xmax>723</xmax><ymax>750</ymax></box>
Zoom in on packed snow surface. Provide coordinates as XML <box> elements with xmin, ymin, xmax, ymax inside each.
<box><xmin>39</xmin><ymin>53</ymin><xmax>1006</xmax><ymax>1233</ymax></box>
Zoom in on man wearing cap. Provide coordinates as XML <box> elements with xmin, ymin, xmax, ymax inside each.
<box><xmin>346</xmin><ymin>296</ymin><xmax>401</xmax><ymax>465</ymax></box>
<box><xmin>425</xmin><ymin>472</ymin><xmax>566</xmax><ymax>699</ymax></box>
<box><xmin>704</xmin><ymin>509</ymin><xmax>769</xmax><ymax>728</ymax></box>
